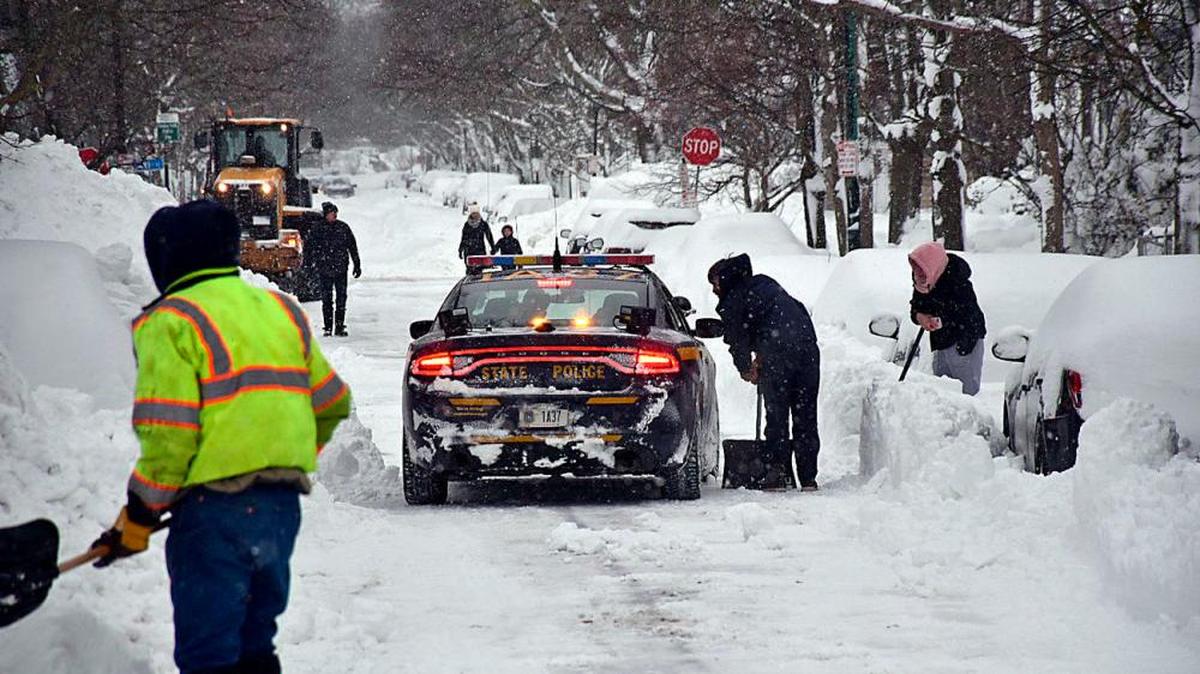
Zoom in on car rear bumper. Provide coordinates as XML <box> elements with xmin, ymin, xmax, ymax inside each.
<box><xmin>405</xmin><ymin>387</ymin><xmax>689</xmax><ymax>478</ymax></box>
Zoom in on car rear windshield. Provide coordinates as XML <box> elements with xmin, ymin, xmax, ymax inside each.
<box><xmin>456</xmin><ymin>276</ymin><xmax>647</xmax><ymax>329</ymax></box>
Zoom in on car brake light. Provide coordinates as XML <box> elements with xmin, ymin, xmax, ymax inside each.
<box><xmin>635</xmin><ymin>350</ymin><xmax>679</xmax><ymax>375</ymax></box>
<box><xmin>537</xmin><ymin>277</ymin><xmax>574</xmax><ymax>288</ymax></box>
<box><xmin>411</xmin><ymin>352</ymin><xmax>453</xmax><ymax>377</ymax></box>
<box><xmin>1066</xmin><ymin>370</ymin><xmax>1082</xmax><ymax>409</ymax></box>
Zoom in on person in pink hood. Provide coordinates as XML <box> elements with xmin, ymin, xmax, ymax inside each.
<box><xmin>908</xmin><ymin>241</ymin><xmax>987</xmax><ymax>395</ymax></box>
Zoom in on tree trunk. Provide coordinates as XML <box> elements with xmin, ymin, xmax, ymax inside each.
<box><xmin>1177</xmin><ymin>9</ymin><xmax>1200</xmax><ymax>255</ymax></box>
<box><xmin>820</xmin><ymin>75</ymin><xmax>848</xmax><ymax>255</ymax></box>
<box><xmin>859</xmin><ymin>158</ymin><xmax>874</xmax><ymax>248</ymax></box>
<box><xmin>109</xmin><ymin>0</ymin><xmax>128</xmax><ymax>152</ymax></box>
<box><xmin>924</xmin><ymin>18</ymin><xmax>965</xmax><ymax>251</ymax></box>
<box><xmin>1032</xmin><ymin>0</ymin><xmax>1066</xmax><ymax>253</ymax></box>
<box><xmin>797</xmin><ymin>73</ymin><xmax>827</xmax><ymax>249</ymax></box>
<box><xmin>888</xmin><ymin>133</ymin><xmax>924</xmax><ymax>243</ymax></box>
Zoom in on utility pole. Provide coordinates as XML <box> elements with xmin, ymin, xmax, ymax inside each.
<box><xmin>843</xmin><ymin>10</ymin><xmax>862</xmax><ymax>251</ymax></box>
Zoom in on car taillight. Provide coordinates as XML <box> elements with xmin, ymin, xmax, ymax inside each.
<box><xmin>1066</xmin><ymin>369</ymin><xmax>1083</xmax><ymax>409</ymax></box>
<box><xmin>635</xmin><ymin>349</ymin><xmax>679</xmax><ymax>375</ymax></box>
<box><xmin>411</xmin><ymin>351</ymin><xmax>453</xmax><ymax>377</ymax></box>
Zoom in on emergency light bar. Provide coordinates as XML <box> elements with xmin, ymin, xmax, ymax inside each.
<box><xmin>466</xmin><ymin>254</ymin><xmax>655</xmax><ymax>267</ymax></box>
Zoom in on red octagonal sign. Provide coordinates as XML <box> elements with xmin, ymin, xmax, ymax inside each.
<box><xmin>682</xmin><ymin>127</ymin><xmax>721</xmax><ymax>166</ymax></box>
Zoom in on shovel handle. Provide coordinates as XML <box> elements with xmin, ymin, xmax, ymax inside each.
<box><xmin>57</xmin><ymin>518</ymin><xmax>171</xmax><ymax>575</ymax></box>
<box><xmin>58</xmin><ymin>547</ymin><xmax>108</xmax><ymax>574</ymax></box>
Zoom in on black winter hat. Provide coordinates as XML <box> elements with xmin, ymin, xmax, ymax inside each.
<box><xmin>322</xmin><ymin>201</ymin><xmax>338</xmax><ymax>215</ymax></box>
<box><xmin>143</xmin><ymin>199</ymin><xmax>241</xmax><ymax>293</ymax></box>
<box><xmin>707</xmin><ymin>253</ymin><xmax>752</xmax><ymax>296</ymax></box>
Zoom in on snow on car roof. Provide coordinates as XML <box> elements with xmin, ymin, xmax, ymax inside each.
<box><xmin>1024</xmin><ymin>255</ymin><xmax>1200</xmax><ymax>442</ymax></box>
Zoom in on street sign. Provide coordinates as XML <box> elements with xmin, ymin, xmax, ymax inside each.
<box><xmin>116</xmin><ymin>153</ymin><xmax>138</xmax><ymax>167</ymax></box>
<box><xmin>836</xmin><ymin>140</ymin><xmax>859</xmax><ymax>177</ymax></box>
<box><xmin>156</xmin><ymin>111</ymin><xmax>181</xmax><ymax>144</ymax></box>
<box><xmin>682</xmin><ymin>127</ymin><xmax>721</xmax><ymax>166</ymax></box>
<box><xmin>138</xmin><ymin>157</ymin><xmax>164</xmax><ymax>171</ymax></box>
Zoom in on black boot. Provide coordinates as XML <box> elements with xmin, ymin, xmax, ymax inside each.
<box><xmin>237</xmin><ymin>652</ymin><xmax>281</xmax><ymax>674</ymax></box>
<box><xmin>334</xmin><ymin>325</ymin><xmax>348</xmax><ymax>337</ymax></box>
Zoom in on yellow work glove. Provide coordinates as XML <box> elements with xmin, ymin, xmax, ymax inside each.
<box><xmin>90</xmin><ymin>507</ymin><xmax>154</xmax><ymax>568</ymax></box>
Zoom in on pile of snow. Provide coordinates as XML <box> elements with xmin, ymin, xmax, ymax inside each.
<box><xmin>811</xmin><ymin>249</ymin><xmax>1099</xmax><ymax>382</ymax></box>
<box><xmin>0</xmin><ymin>607</ymin><xmax>155</xmax><ymax>674</ymax></box>
<box><xmin>572</xmin><ymin>207</ymin><xmax>700</xmax><ymax>252</ymax></box>
<box><xmin>547</xmin><ymin>520</ymin><xmax>703</xmax><ymax>564</ymax></box>
<box><xmin>316</xmin><ymin>412</ymin><xmax>405</xmax><ymax>508</ymax></box>
<box><xmin>0</xmin><ymin>241</ymin><xmax>135</xmax><ymax>408</ymax></box>
<box><xmin>961</xmin><ymin>176</ymin><xmax>1042</xmax><ymax>252</ymax></box>
<box><xmin>493</xmin><ymin>184</ymin><xmax>555</xmax><ymax>220</ymax></box>
<box><xmin>1071</xmin><ymin>399</ymin><xmax>1200</xmax><ymax>625</ymax></box>
<box><xmin>0</xmin><ymin>136</ymin><xmax>175</xmax><ymax>253</ymax></box>
<box><xmin>1022</xmin><ymin>255</ymin><xmax>1200</xmax><ymax>444</ymax></box>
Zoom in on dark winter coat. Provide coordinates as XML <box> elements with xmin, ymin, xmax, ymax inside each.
<box><xmin>909</xmin><ymin>253</ymin><xmax>986</xmax><ymax>354</ymax></box>
<box><xmin>305</xmin><ymin>218</ymin><xmax>360</xmax><ymax>277</ymax></box>
<box><xmin>459</xmin><ymin>220</ymin><xmax>495</xmax><ymax>259</ymax></box>
<box><xmin>713</xmin><ymin>254</ymin><xmax>820</xmax><ymax>381</ymax></box>
<box><xmin>492</xmin><ymin>235</ymin><xmax>523</xmax><ymax>255</ymax></box>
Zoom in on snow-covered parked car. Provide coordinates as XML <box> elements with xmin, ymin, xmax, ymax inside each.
<box><xmin>492</xmin><ymin>184</ymin><xmax>555</xmax><ymax>221</ymax></box>
<box><xmin>563</xmin><ymin>207</ymin><xmax>700</xmax><ymax>253</ymax></box>
<box><xmin>321</xmin><ymin>175</ymin><xmax>356</xmax><ymax>198</ymax></box>
<box><xmin>991</xmin><ymin>255</ymin><xmax>1200</xmax><ymax>474</ymax></box>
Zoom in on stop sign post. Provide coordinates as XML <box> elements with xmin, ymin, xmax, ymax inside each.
<box><xmin>681</xmin><ymin>127</ymin><xmax>720</xmax><ymax>207</ymax></box>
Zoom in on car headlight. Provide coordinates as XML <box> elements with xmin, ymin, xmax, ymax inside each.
<box><xmin>216</xmin><ymin>182</ymin><xmax>230</xmax><ymax>194</ymax></box>
<box><xmin>259</xmin><ymin>182</ymin><xmax>273</xmax><ymax>196</ymax></box>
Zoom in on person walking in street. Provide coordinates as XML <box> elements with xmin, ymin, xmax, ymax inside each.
<box><xmin>307</xmin><ymin>202</ymin><xmax>361</xmax><ymax>336</ymax></box>
<box><xmin>908</xmin><ymin>241</ymin><xmax>987</xmax><ymax>395</ymax></box>
<box><xmin>458</xmin><ymin>203</ymin><xmax>494</xmax><ymax>272</ymax></box>
<box><xmin>708</xmin><ymin>253</ymin><xmax>821</xmax><ymax>491</ymax></box>
<box><xmin>491</xmin><ymin>224</ymin><xmax>523</xmax><ymax>255</ymax></box>
<box><xmin>91</xmin><ymin>199</ymin><xmax>351</xmax><ymax>673</ymax></box>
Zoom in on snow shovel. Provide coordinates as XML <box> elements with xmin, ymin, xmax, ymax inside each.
<box><xmin>0</xmin><ymin>517</ymin><xmax>166</xmax><ymax>628</ymax></box>
<box><xmin>722</xmin><ymin>389</ymin><xmax>796</xmax><ymax>489</ymax></box>
<box><xmin>898</xmin><ymin>328</ymin><xmax>925</xmax><ymax>382</ymax></box>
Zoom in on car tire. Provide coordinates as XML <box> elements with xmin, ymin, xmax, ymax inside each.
<box><xmin>1033</xmin><ymin>418</ymin><xmax>1048</xmax><ymax>475</ymax></box>
<box><xmin>403</xmin><ymin>436</ymin><xmax>448</xmax><ymax>505</ymax></box>
<box><xmin>663</xmin><ymin>440</ymin><xmax>701</xmax><ymax>500</ymax></box>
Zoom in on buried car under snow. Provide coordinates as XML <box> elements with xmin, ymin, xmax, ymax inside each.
<box><xmin>401</xmin><ymin>253</ymin><xmax>720</xmax><ymax>504</ymax></box>
<box><xmin>991</xmin><ymin>255</ymin><xmax>1200</xmax><ymax>474</ymax></box>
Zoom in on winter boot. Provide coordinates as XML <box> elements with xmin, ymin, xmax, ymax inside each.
<box><xmin>334</xmin><ymin>325</ymin><xmax>348</xmax><ymax>337</ymax></box>
<box><xmin>322</xmin><ymin>326</ymin><xmax>333</xmax><ymax>337</ymax></box>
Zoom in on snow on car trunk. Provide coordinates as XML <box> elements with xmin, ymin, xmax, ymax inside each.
<box><xmin>1024</xmin><ymin>255</ymin><xmax>1200</xmax><ymax>444</ymax></box>
<box><xmin>811</xmin><ymin>248</ymin><xmax>1100</xmax><ymax>382</ymax></box>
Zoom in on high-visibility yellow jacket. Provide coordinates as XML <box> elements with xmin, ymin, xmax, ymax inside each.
<box><xmin>127</xmin><ymin>267</ymin><xmax>350</xmax><ymax>511</ymax></box>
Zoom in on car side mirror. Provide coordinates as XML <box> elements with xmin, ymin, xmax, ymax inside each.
<box><xmin>587</xmin><ymin>237</ymin><xmax>605</xmax><ymax>252</ymax></box>
<box><xmin>868</xmin><ymin>313</ymin><xmax>901</xmax><ymax>340</ymax></box>
<box><xmin>559</xmin><ymin>228</ymin><xmax>572</xmax><ymax>239</ymax></box>
<box><xmin>693</xmin><ymin>317</ymin><xmax>724</xmax><ymax>339</ymax></box>
<box><xmin>193</xmin><ymin>131</ymin><xmax>209</xmax><ymax>150</ymax></box>
<box><xmin>992</xmin><ymin>328</ymin><xmax>1032</xmax><ymax>363</ymax></box>
<box><xmin>673</xmin><ymin>296</ymin><xmax>694</xmax><ymax>315</ymax></box>
<box><xmin>310</xmin><ymin>130</ymin><xmax>324</xmax><ymax>150</ymax></box>
<box><xmin>409</xmin><ymin>319</ymin><xmax>434</xmax><ymax>339</ymax></box>
<box><xmin>437</xmin><ymin>307</ymin><xmax>471</xmax><ymax>337</ymax></box>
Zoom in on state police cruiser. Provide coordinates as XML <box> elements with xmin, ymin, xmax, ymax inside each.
<box><xmin>90</xmin><ymin>200</ymin><xmax>351</xmax><ymax>673</ymax></box>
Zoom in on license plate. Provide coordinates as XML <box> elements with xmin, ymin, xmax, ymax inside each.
<box><xmin>520</xmin><ymin>404</ymin><xmax>568</xmax><ymax>429</ymax></box>
<box><xmin>253</xmin><ymin>216</ymin><xmax>271</xmax><ymax>225</ymax></box>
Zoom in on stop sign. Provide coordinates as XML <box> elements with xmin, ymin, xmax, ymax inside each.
<box><xmin>682</xmin><ymin>127</ymin><xmax>721</xmax><ymax>166</ymax></box>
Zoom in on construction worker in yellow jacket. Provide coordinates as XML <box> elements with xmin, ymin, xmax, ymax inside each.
<box><xmin>90</xmin><ymin>200</ymin><xmax>350</xmax><ymax>674</ymax></box>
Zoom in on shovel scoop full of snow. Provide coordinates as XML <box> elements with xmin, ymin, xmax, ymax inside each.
<box><xmin>0</xmin><ymin>519</ymin><xmax>61</xmax><ymax>628</ymax></box>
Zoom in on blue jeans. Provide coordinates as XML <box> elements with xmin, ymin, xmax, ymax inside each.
<box><xmin>166</xmin><ymin>485</ymin><xmax>301</xmax><ymax>673</ymax></box>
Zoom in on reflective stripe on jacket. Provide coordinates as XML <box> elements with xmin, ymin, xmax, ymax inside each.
<box><xmin>127</xmin><ymin>267</ymin><xmax>351</xmax><ymax>510</ymax></box>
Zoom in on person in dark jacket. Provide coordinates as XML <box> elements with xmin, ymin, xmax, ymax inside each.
<box><xmin>491</xmin><ymin>224</ymin><xmax>522</xmax><ymax>255</ymax></box>
<box><xmin>458</xmin><ymin>204</ymin><xmax>495</xmax><ymax>272</ymax></box>
<box><xmin>709</xmin><ymin>254</ymin><xmax>821</xmax><ymax>491</ymax></box>
<box><xmin>306</xmin><ymin>202</ymin><xmax>361</xmax><ymax>336</ymax></box>
<box><xmin>908</xmin><ymin>241</ymin><xmax>987</xmax><ymax>395</ymax></box>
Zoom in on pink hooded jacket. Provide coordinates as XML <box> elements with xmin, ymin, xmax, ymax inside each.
<box><xmin>909</xmin><ymin>241</ymin><xmax>949</xmax><ymax>294</ymax></box>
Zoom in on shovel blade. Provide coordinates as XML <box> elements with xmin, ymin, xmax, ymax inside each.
<box><xmin>0</xmin><ymin>518</ymin><xmax>60</xmax><ymax>628</ymax></box>
<box><xmin>722</xmin><ymin>440</ymin><xmax>769</xmax><ymax>489</ymax></box>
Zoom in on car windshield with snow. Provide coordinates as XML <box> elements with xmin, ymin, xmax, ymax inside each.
<box><xmin>401</xmin><ymin>254</ymin><xmax>720</xmax><ymax>504</ymax></box>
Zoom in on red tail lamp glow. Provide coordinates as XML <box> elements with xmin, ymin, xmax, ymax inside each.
<box><xmin>635</xmin><ymin>350</ymin><xmax>679</xmax><ymax>375</ymax></box>
<box><xmin>1066</xmin><ymin>370</ymin><xmax>1083</xmax><ymax>409</ymax></box>
<box><xmin>537</xmin><ymin>277</ymin><xmax>574</xmax><ymax>289</ymax></box>
<box><xmin>411</xmin><ymin>352</ymin><xmax>452</xmax><ymax>377</ymax></box>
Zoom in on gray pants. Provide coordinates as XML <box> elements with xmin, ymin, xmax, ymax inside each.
<box><xmin>933</xmin><ymin>338</ymin><xmax>984</xmax><ymax>395</ymax></box>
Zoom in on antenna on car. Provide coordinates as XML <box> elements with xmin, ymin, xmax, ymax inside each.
<box><xmin>551</xmin><ymin>191</ymin><xmax>563</xmax><ymax>272</ymax></box>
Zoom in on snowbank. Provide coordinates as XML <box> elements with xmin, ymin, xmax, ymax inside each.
<box><xmin>1072</xmin><ymin>399</ymin><xmax>1200</xmax><ymax>625</ymax></box>
<box><xmin>0</xmin><ymin>136</ymin><xmax>175</xmax><ymax>253</ymax></box>
<box><xmin>0</xmin><ymin>241</ymin><xmax>135</xmax><ymax>408</ymax></box>
<box><xmin>316</xmin><ymin>412</ymin><xmax>406</xmax><ymax>508</ymax></box>
<box><xmin>812</xmin><ymin>248</ymin><xmax>1099</xmax><ymax>382</ymax></box>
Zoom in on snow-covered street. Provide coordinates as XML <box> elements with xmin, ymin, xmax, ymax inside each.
<box><xmin>2</xmin><ymin>153</ymin><xmax>1198</xmax><ymax>673</ymax></box>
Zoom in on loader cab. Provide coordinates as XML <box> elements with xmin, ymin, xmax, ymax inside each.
<box><xmin>201</xmin><ymin>118</ymin><xmax>322</xmax><ymax>226</ymax></box>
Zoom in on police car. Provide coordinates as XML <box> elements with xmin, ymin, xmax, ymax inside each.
<box><xmin>402</xmin><ymin>253</ymin><xmax>720</xmax><ymax>504</ymax></box>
